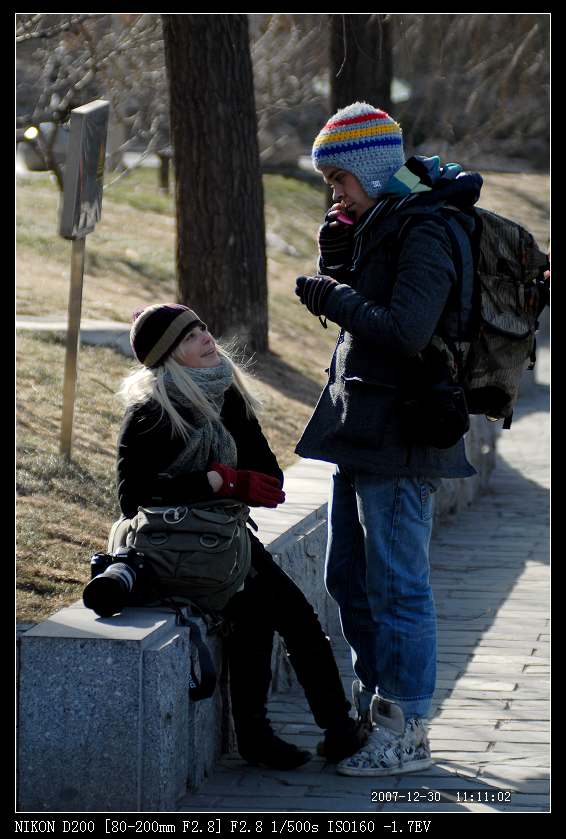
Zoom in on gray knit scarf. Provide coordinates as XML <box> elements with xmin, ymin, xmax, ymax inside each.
<box><xmin>163</xmin><ymin>355</ymin><xmax>238</xmax><ymax>476</ymax></box>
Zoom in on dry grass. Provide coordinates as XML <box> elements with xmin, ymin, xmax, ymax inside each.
<box><xmin>16</xmin><ymin>166</ymin><xmax>549</xmax><ymax>623</ymax></box>
<box><xmin>17</xmin><ymin>333</ymin><xmax>132</xmax><ymax>620</ymax></box>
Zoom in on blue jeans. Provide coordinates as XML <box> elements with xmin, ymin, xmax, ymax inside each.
<box><xmin>325</xmin><ymin>465</ymin><xmax>439</xmax><ymax>719</ymax></box>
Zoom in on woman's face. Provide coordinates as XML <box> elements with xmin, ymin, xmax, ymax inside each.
<box><xmin>172</xmin><ymin>324</ymin><xmax>220</xmax><ymax>368</ymax></box>
<box><xmin>319</xmin><ymin>165</ymin><xmax>376</xmax><ymax>221</ymax></box>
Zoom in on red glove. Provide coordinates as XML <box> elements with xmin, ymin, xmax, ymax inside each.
<box><xmin>210</xmin><ymin>463</ymin><xmax>285</xmax><ymax>508</ymax></box>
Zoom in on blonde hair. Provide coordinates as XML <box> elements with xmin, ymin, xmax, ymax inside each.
<box><xmin>117</xmin><ymin>342</ymin><xmax>261</xmax><ymax>444</ymax></box>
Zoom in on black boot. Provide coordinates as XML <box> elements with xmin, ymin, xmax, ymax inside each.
<box><xmin>317</xmin><ymin>716</ymin><xmax>370</xmax><ymax>763</ymax></box>
<box><xmin>238</xmin><ymin>731</ymin><xmax>312</xmax><ymax>770</ymax></box>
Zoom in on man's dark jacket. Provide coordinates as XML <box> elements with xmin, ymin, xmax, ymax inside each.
<box><xmin>295</xmin><ymin>174</ymin><xmax>482</xmax><ymax>478</ymax></box>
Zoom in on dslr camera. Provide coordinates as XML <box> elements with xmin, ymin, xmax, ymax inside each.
<box><xmin>83</xmin><ymin>547</ymin><xmax>148</xmax><ymax>618</ymax></box>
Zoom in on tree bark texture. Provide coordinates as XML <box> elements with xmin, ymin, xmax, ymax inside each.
<box><xmin>162</xmin><ymin>14</ymin><xmax>268</xmax><ymax>353</ymax></box>
<box><xmin>330</xmin><ymin>14</ymin><xmax>393</xmax><ymax>115</ymax></box>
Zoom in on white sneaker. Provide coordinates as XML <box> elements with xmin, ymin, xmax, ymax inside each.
<box><xmin>336</xmin><ymin>696</ymin><xmax>432</xmax><ymax>777</ymax></box>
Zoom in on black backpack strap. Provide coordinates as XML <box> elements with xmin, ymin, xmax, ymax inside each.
<box><xmin>171</xmin><ymin>605</ymin><xmax>217</xmax><ymax>702</ymax></box>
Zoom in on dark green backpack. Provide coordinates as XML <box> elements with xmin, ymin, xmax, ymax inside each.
<box><xmin>397</xmin><ymin>205</ymin><xmax>549</xmax><ymax>430</ymax></box>
<box><xmin>458</xmin><ymin>207</ymin><xmax>548</xmax><ymax>427</ymax></box>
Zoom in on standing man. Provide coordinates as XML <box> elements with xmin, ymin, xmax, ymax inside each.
<box><xmin>294</xmin><ymin>102</ymin><xmax>482</xmax><ymax>776</ymax></box>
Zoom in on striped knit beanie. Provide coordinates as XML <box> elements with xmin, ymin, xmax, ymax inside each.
<box><xmin>130</xmin><ymin>303</ymin><xmax>205</xmax><ymax>368</ymax></box>
<box><xmin>312</xmin><ymin>102</ymin><xmax>405</xmax><ymax>198</ymax></box>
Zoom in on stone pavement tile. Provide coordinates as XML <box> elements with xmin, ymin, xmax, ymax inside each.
<box><xmin>268</xmin><ymin>712</ymin><xmax>317</xmax><ymax>723</ymax></box>
<box><xmin>440</xmin><ymin>632</ymin><xmax>543</xmax><ymax>642</ymax></box>
<box><xmin>278</xmin><ymin>723</ymin><xmax>322</xmax><ymax>734</ymax></box>
<box><xmin>437</xmin><ymin>689</ymin><xmax>547</xmax><ymax>700</ymax></box>
<box><xmin>478</xmin><ymin>779</ymin><xmax>550</xmax><ymax>794</ymax></box>
<box><xmin>437</xmin><ymin>729</ymin><xmax>549</xmax><ymax>744</ymax></box>
<box><xmin>275</xmin><ymin>733</ymin><xmax>321</xmax><ymax>748</ymax></box>
<box><xmin>436</xmin><ymin>678</ymin><xmax>518</xmax><ymax>690</ymax></box>
<box><xmin>394</xmin><ymin>776</ymin><xmax>483</xmax><ymax>792</ymax></box>
<box><xmin>432</xmin><ymin>714</ymin><xmax>504</xmax><ymax>724</ymax></box>
<box><xmin>433</xmin><ymin>751</ymin><xmax>545</xmax><ymax>764</ymax></box>
<box><xmin>437</xmin><ymin>655</ymin><xmax>471</xmax><ymax>666</ymax></box>
<box><xmin>474</xmin><ymin>755</ymin><xmax>550</xmax><ymax>767</ymax></box>
<box><xmin>436</xmin><ymin>666</ymin><xmax>465</xmax><ymax>679</ymax></box>
<box><xmin>469</xmin><ymin>654</ymin><xmax>549</xmax><ymax>664</ymax></box>
<box><xmin>380</xmin><ymin>801</ymin><xmax>547</xmax><ymax>813</ymax></box>
<box><xmin>506</xmin><ymin>702</ymin><xmax>550</xmax><ymax>714</ymax></box>
<box><xmin>478</xmin><ymin>764</ymin><xmax>548</xmax><ymax>782</ymax></box>
<box><xmin>397</xmin><ymin>774</ymin><xmax>549</xmax><ymax>796</ymax></box>
<box><xmin>179</xmin><ymin>795</ymin><xmax>319</xmax><ymax>812</ymax></box>
<box><xmin>491</xmin><ymin>743</ymin><xmax>550</xmax><ymax>755</ymax></box>
<box><xmin>267</xmin><ymin>701</ymin><xmax>310</xmax><ymax>714</ymax></box>
<box><xmin>478</xmin><ymin>658</ymin><xmax>550</xmax><ymax>668</ymax></box>
<box><xmin>431</xmin><ymin>739</ymin><xmax>491</xmax><ymax>751</ymax></box>
<box><xmin>380</xmin><ymin>801</ymin><xmax>496</xmax><ymax>813</ymax></box>
<box><xmin>430</xmin><ymin>724</ymin><xmax>497</xmax><ymax>738</ymax></box>
<box><xmin>490</xmin><ymin>793</ymin><xmax>549</xmax><ymax>809</ymax></box>
<box><xmin>436</xmin><ymin>698</ymin><xmax>534</xmax><ymax>708</ymax></box>
<box><xmin>466</xmin><ymin>673</ymin><xmax>549</xmax><ymax>684</ymax></box>
<box><xmin>269</xmin><ymin>770</ymin><xmax>400</xmax><ymax>793</ymax></box>
<box><xmin>284</xmin><ymin>796</ymin><xmax>379</xmax><ymax>812</ymax></box>
<box><xmin>498</xmin><ymin>721</ymin><xmax>550</xmax><ymax>730</ymax></box>
<box><xmin>483</xmin><ymin>641</ymin><xmax>548</xmax><ymax>650</ymax></box>
<box><xmin>434</xmin><ymin>712</ymin><xmax>548</xmax><ymax>723</ymax></box>
<box><xmin>461</xmin><ymin>663</ymin><xmax>529</xmax><ymax>675</ymax></box>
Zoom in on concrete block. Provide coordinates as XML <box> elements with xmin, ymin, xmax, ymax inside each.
<box><xmin>17</xmin><ymin>603</ymin><xmax>225</xmax><ymax>812</ymax></box>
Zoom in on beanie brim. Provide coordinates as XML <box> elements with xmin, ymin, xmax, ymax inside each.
<box><xmin>130</xmin><ymin>305</ymin><xmax>205</xmax><ymax>367</ymax></box>
<box><xmin>311</xmin><ymin>102</ymin><xmax>405</xmax><ymax>198</ymax></box>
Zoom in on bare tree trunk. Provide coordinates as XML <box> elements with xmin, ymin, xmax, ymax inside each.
<box><xmin>330</xmin><ymin>14</ymin><xmax>393</xmax><ymax>114</ymax></box>
<box><xmin>161</xmin><ymin>14</ymin><xmax>268</xmax><ymax>353</ymax></box>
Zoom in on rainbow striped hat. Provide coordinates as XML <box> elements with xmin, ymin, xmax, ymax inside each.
<box><xmin>312</xmin><ymin>102</ymin><xmax>405</xmax><ymax>198</ymax></box>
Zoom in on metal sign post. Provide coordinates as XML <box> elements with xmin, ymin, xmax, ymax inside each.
<box><xmin>58</xmin><ymin>100</ymin><xmax>109</xmax><ymax>460</ymax></box>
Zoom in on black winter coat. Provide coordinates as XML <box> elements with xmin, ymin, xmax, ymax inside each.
<box><xmin>295</xmin><ymin>176</ymin><xmax>483</xmax><ymax>479</ymax></box>
<box><xmin>117</xmin><ymin>385</ymin><xmax>283</xmax><ymax>519</ymax></box>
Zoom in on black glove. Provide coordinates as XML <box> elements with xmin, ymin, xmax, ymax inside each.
<box><xmin>318</xmin><ymin>210</ymin><xmax>354</xmax><ymax>268</ymax></box>
<box><xmin>295</xmin><ymin>275</ymin><xmax>338</xmax><ymax>317</ymax></box>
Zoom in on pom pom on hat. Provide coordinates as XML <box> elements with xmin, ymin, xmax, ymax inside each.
<box><xmin>312</xmin><ymin>101</ymin><xmax>405</xmax><ymax>197</ymax></box>
<box><xmin>130</xmin><ymin>303</ymin><xmax>205</xmax><ymax>368</ymax></box>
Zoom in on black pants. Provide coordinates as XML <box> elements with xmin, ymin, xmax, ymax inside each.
<box><xmin>221</xmin><ymin>532</ymin><xmax>351</xmax><ymax>746</ymax></box>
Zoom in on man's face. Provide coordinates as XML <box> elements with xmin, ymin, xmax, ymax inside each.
<box><xmin>320</xmin><ymin>166</ymin><xmax>377</xmax><ymax>221</ymax></box>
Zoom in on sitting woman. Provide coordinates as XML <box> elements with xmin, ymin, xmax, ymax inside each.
<box><xmin>116</xmin><ymin>303</ymin><xmax>368</xmax><ymax>770</ymax></box>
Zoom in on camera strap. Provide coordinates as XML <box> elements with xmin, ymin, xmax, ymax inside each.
<box><xmin>171</xmin><ymin>604</ymin><xmax>217</xmax><ymax>702</ymax></box>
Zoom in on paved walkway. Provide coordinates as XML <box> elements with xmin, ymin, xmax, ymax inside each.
<box><xmin>177</xmin><ymin>356</ymin><xmax>550</xmax><ymax>815</ymax></box>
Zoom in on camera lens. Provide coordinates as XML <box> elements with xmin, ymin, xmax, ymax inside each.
<box><xmin>83</xmin><ymin>562</ymin><xmax>137</xmax><ymax>618</ymax></box>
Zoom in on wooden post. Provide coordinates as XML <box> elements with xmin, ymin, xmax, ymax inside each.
<box><xmin>58</xmin><ymin>99</ymin><xmax>109</xmax><ymax>461</ymax></box>
<box><xmin>60</xmin><ymin>238</ymin><xmax>86</xmax><ymax>460</ymax></box>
